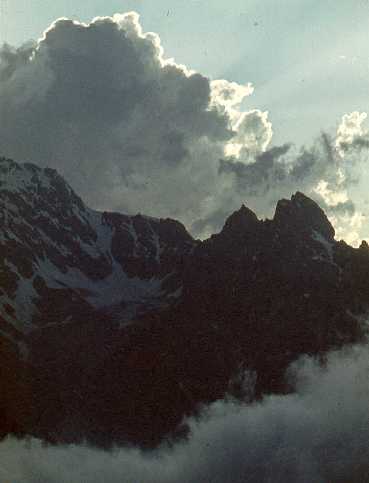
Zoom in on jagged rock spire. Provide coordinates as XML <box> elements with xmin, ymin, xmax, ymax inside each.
<box><xmin>222</xmin><ymin>204</ymin><xmax>259</xmax><ymax>235</ymax></box>
<box><xmin>273</xmin><ymin>191</ymin><xmax>335</xmax><ymax>240</ymax></box>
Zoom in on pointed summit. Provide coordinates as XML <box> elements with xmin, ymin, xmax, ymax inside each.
<box><xmin>222</xmin><ymin>204</ymin><xmax>259</xmax><ymax>235</ymax></box>
<box><xmin>273</xmin><ymin>191</ymin><xmax>335</xmax><ymax>240</ymax></box>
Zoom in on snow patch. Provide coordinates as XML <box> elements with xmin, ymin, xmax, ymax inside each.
<box><xmin>37</xmin><ymin>258</ymin><xmax>162</xmax><ymax>309</ymax></box>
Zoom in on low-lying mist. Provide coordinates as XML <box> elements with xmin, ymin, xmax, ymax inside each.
<box><xmin>1</xmin><ymin>341</ymin><xmax>368</xmax><ymax>483</ymax></box>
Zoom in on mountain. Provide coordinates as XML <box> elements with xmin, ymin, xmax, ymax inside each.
<box><xmin>0</xmin><ymin>156</ymin><xmax>368</xmax><ymax>447</ymax></box>
<box><xmin>0</xmin><ymin>157</ymin><xmax>194</xmax><ymax>340</ymax></box>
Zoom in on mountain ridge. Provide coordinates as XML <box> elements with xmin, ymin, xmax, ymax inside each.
<box><xmin>0</xmin><ymin>155</ymin><xmax>350</xmax><ymax>342</ymax></box>
<box><xmin>0</xmin><ymin>155</ymin><xmax>368</xmax><ymax>447</ymax></box>
<box><xmin>0</xmin><ymin>156</ymin><xmax>194</xmax><ymax>339</ymax></box>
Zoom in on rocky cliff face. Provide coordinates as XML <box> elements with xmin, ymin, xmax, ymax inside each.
<box><xmin>0</xmin><ymin>157</ymin><xmax>194</xmax><ymax>340</ymax></box>
<box><xmin>0</xmin><ymin>156</ymin><xmax>368</xmax><ymax>447</ymax></box>
<box><xmin>180</xmin><ymin>190</ymin><xmax>367</xmax><ymax>395</ymax></box>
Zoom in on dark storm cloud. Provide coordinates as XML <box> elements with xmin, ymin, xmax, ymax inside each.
<box><xmin>219</xmin><ymin>143</ymin><xmax>291</xmax><ymax>194</ymax></box>
<box><xmin>0</xmin><ymin>13</ymin><xmax>235</xmax><ymax>225</ymax></box>
<box><xmin>1</xmin><ymin>342</ymin><xmax>368</xmax><ymax>483</ymax></box>
<box><xmin>3</xmin><ymin>11</ymin><xmax>344</xmax><ymax>239</ymax></box>
<box><xmin>0</xmin><ymin>12</ymin><xmax>367</xmax><ymax>241</ymax></box>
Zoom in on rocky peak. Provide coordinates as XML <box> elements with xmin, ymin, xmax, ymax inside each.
<box><xmin>221</xmin><ymin>204</ymin><xmax>259</xmax><ymax>237</ymax></box>
<box><xmin>0</xmin><ymin>157</ymin><xmax>197</xmax><ymax>336</ymax></box>
<box><xmin>273</xmin><ymin>191</ymin><xmax>335</xmax><ymax>240</ymax></box>
<box><xmin>0</xmin><ymin>156</ymin><xmax>86</xmax><ymax>215</ymax></box>
<box><xmin>157</xmin><ymin>218</ymin><xmax>194</xmax><ymax>247</ymax></box>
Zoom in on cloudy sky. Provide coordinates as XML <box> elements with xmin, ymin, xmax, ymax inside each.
<box><xmin>1</xmin><ymin>1</ymin><xmax>369</xmax><ymax>243</ymax></box>
<box><xmin>2</xmin><ymin>1</ymin><xmax>369</xmax><ymax>145</ymax></box>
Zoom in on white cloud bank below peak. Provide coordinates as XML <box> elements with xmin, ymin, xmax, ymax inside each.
<box><xmin>1</xmin><ymin>341</ymin><xmax>368</xmax><ymax>483</ymax></box>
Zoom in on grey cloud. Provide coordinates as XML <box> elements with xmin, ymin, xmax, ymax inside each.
<box><xmin>209</xmin><ymin>134</ymin><xmax>356</xmax><ymax>232</ymax></box>
<box><xmin>190</xmin><ymin>133</ymin><xmax>360</xmax><ymax>236</ymax></box>
<box><xmin>241</xmin><ymin>135</ymin><xmax>338</xmax><ymax>196</ymax></box>
<box><xmin>219</xmin><ymin>143</ymin><xmax>291</xmax><ymax>194</ymax></box>
<box><xmin>0</xmin><ymin>14</ymin><xmax>233</xmax><ymax>227</ymax></box>
<box><xmin>328</xmin><ymin>199</ymin><xmax>356</xmax><ymax>217</ymax></box>
<box><xmin>0</xmin><ymin>42</ymin><xmax>35</xmax><ymax>81</ymax></box>
<box><xmin>1</xmin><ymin>342</ymin><xmax>369</xmax><ymax>483</ymax></box>
<box><xmin>190</xmin><ymin>207</ymin><xmax>233</xmax><ymax>237</ymax></box>
<box><xmin>0</xmin><ymin>12</ymin><xmax>367</xmax><ymax>241</ymax></box>
<box><xmin>340</xmin><ymin>136</ymin><xmax>369</xmax><ymax>154</ymax></box>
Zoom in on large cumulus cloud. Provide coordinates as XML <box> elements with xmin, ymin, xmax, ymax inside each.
<box><xmin>0</xmin><ymin>12</ymin><xmax>368</xmax><ymax>242</ymax></box>
<box><xmin>1</xmin><ymin>342</ymin><xmax>368</xmax><ymax>483</ymax></box>
<box><xmin>0</xmin><ymin>12</ymin><xmax>258</xmax><ymax>229</ymax></box>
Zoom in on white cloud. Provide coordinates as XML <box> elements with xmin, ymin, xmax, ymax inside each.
<box><xmin>314</xmin><ymin>179</ymin><xmax>348</xmax><ymax>207</ymax></box>
<box><xmin>336</xmin><ymin>111</ymin><xmax>368</xmax><ymax>156</ymax></box>
<box><xmin>232</xmin><ymin>109</ymin><xmax>273</xmax><ymax>157</ymax></box>
<box><xmin>1</xmin><ymin>342</ymin><xmax>368</xmax><ymax>483</ymax></box>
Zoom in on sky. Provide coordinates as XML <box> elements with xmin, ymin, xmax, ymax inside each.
<box><xmin>2</xmin><ymin>0</ymin><xmax>369</xmax><ymax>146</ymax></box>
<box><xmin>1</xmin><ymin>1</ymin><xmax>369</xmax><ymax>243</ymax></box>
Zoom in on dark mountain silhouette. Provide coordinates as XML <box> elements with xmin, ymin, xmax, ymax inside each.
<box><xmin>0</xmin><ymin>156</ymin><xmax>368</xmax><ymax>447</ymax></box>
<box><xmin>0</xmin><ymin>156</ymin><xmax>194</xmax><ymax>337</ymax></box>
